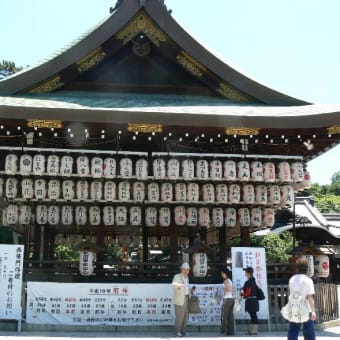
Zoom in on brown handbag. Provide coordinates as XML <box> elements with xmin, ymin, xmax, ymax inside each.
<box><xmin>188</xmin><ymin>295</ymin><xmax>202</xmax><ymax>314</ymax></box>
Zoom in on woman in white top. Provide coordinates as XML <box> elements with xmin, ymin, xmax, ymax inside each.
<box><xmin>220</xmin><ymin>268</ymin><xmax>235</xmax><ymax>335</ymax></box>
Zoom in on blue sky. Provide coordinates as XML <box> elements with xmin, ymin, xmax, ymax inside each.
<box><xmin>0</xmin><ymin>0</ymin><xmax>339</xmax><ymax>184</ymax></box>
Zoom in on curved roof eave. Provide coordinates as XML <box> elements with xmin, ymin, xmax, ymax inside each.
<box><xmin>0</xmin><ymin>0</ymin><xmax>313</xmax><ymax>105</ymax></box>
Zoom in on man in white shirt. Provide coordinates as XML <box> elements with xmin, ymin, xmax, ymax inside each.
<box><xmin>172</xmin><ymin>262</ymin><xmax>191</xmax><ymax>337</ymax></box>
<box><xmin>288</xmin><ymin>258</ymin><xmax>316</xmax><ymax>340</ymax></box>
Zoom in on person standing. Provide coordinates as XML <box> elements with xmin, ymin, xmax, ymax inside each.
<box><xmin>241</xmin><ymin>266</ymin><xmax>259</xmax><ymax>335</ymax></box>
<box><xmin>172</xmin><ymin>262</ymin><xmax>191</xmax><ymax>337</ymax></box>
<box><xmin>220</xmin><ymin>268</ymin><xmax>235</xmax><ymax>335</ymax></box>
<box><xmin>287</xmin><ymin>258</ymin><xmax>316</xmax><ymax>340</ymax></box>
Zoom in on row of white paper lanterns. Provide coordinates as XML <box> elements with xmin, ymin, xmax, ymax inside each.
<box><xmin>3</xmin><ymin>205</ymin><xmax>275</xmax><ymax>228</ymax></box>
<box><xmin>3</xmin><ymin>177</ymin><xmax>297</xmax><ymax>206</ymax></box>
<box><xmin>4</xmin><ymin>154</ymin><xmax>308</xmax><ymax>183</ymax></box>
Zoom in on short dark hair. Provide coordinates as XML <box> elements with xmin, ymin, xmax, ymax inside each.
<box><xmin>296</xmin><ymin>258</ymin><xmax>308</xmax><ymax>274</ymax></box>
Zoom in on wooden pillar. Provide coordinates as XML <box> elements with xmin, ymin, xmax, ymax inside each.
<box><xmin>169</xmin><ymin>225</ymin><xmax>178</xmax><ymax>263</ymax></box>
<box><xmin>219</xmin><ymin>227</ymin><xmax>227</xmax><ymax>263</ymax></box>
<box><xmin>240</xmin><ymin>226</ymin><xmax>251</xmax><ymax>246</ymax></box>
<box><xmin>32</xmin><ymin>224</ymin><xmax>41</xmax><ymax>261</ymax></box>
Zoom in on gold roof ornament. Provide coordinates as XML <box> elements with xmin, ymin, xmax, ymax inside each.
<box><xmin>29</xmin><ymin>75</ymin><xmax>63</xmax><ymax>93</ymax></box>
<box><xmin>216</xmin><ymin>82</ymin><xmax>249</xmax><ymax>102</ymax></box>
<box><xmin>127</xmin><ymin>123</ymin><xmax>163</xmax><ymax>133</ymax></box>
<box><xmin>327</xmin><ymin>125</ymin><xmax>340</xmax><ymax>135</ymax></box>
<box><xmin>76</xmin><ymin>47</ymin><xmax>106</xmax><ymax>73</ymax></box>
<box><xmin>27</xmin><ymin>120</ymin><xmax>63</xmax><ymax>129</ymax></box>
<box><xmin>176</xmin><ymin>51</ymin><xmax>206</xmax><ymax>78</ymax></box>
<box><xmin>225</xmin><ymin>127</ymin><xmax>260</xmax><ymax>136</ymax></box>
<box><xmin>116</xmin><ymin>13</ymin><xmax>166</xmax><ymax>46</ymax></box>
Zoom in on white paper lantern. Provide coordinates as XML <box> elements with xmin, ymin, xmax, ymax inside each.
<box><xmin>145</xmin><ymin>206</ymin><xmax>158</xmax><ymax>227</ymax></box>
<box><xmin>90</xmin><ymin>181</ymin><xmax>103</xmax><ymax>201</ymax></box>
<box><xmin>147</xmin><ymin>182</ymin><xmax>160</xmax><ymax>202</ymax></box>
<box><xmin>302</xmin><ymin>171</ymin><xmax>312</xmax><ymax>190</ymax></box>
<box><xmin>182</xmin><ymin>159</ymin><xmax>194</xmax><ymax>180</ymax></box>
<box><xmin>117</xmin><ymin>181</ymin><xmax>130</xmax><ymax>201</ymax></box>
<box><xmin>225</xmin><ymin>207</ymin><xmax>237</xmax><ymax>227</ymax></box>
<box><xmin>238</xmin><ymin>207</ymin><xmax>250</xmax><ymax>227</ymax></box>
<box><xmin>116</xmin><ymin>206</ymin><xmax>127</xmax><ymax>226</ymax></box>
<box><xmin>210</xmin><ymin>160</ymin><xmax>223</xmax><ymax>180</ymax></box>
<box><xmin>255</xmin><ymin>185</ymin><xmax>268</xmax><ymax>205</ymax></box>
<box><xmin>103</xmin><ymin>206</ymin><xmax>115</xmax><ymax>226</ymax></box>
<box><xmin>35</xmin><ymin>179</ymin><xmax>47</xmax><ymax>200</ymax></box>
<box><xmin>198</xmin><ymin>207</ymin><xmax>210</xmax><ymax>227</ymax></box>
<box><xmin>60</xmin><ymin>155</ymin><xmax>73</xmax><ymax>177</ymax></box>
<box><xmin>75</xmin><ymin>206</ymin><xmax>87</xmax><ymax>225</ymax></box>
<box><xmin>76</xmin><ymin>180</ymin><xmax>89</xmax><ymax>200</ymax></box>
<box><xmin>89</xmin><ymin>206</ymin><xmax>101</xmax><ymax>226</ymax></box>
<box><xmin>278</xmin><ymin>161</ymin><xmax>292</xmax><ymax>182</ymax></box>
<box><xmin>174</xmin><ymin>206</ymin><xmax>186</xmax><ymax>226</ymax></box>
<box><xmin>62</xmin><ymin>180</ymin><xmax>75</xmax><ymax>200</ymax></box>
<box><xmin>61</xmin><ymin>206</ymin><xmax>73</xmax><ymax>225</ymax></box>
<box><xmin>104</xmin><ymin>181</ymin><xmax>116</xmax><ymax>201</ymax></box>
<box><xmin>251</xmin><ymin>207</ymin><xmax>262</xmax><ymax>227</ymax></box>
<box><xmin>243</xmin><ymin>184</ymin><xmax>255</xmax><ymax>204</ymax></box>
<box><xmin>36</xmin><ymin>205</ymin><xmax>48</xmax><ymax>224</ymax></box>
<box><xmin>314</xmin><ymin>255</ymin><xmax>329</xmax><ymax>278</ymax></box>
<box><xmin>192</xmin><ymin>252</ymin><xmax>208</xmax><ymax>277</ymax></box>
<box><xmin>103</xmin><ymin>157</ymin><xmax>116</xmax><ymax>179</ymax></box>
<box><xmin>228</xmin><ymin>184</ymin><xmax>240</xmax><ymax>204</ymax></box>
<box><xmin>291</xmin><ymin>162</ymin><xmax>304</xmax><ymax>183</ymax></box>
<box><xmin>263</xmin><ymin>162</ymin><xmax>276</xmax><ymax>183</ymax></box>
<box><xmin>186</xmin><ymin>207</ymin><xmax>198</xmax><ymax>227</ymax></box>
<box><xmin>47</xmin><ymin>155</ymin><xmax>60</xmax><ymax>175</ymax></box>
<box><xmin>77</xmin><ymin>156</ymin><xmax>89</xmax><ymax>177</ymax></box>
<box><xmin>202</xmin><ymin>183</ymin><xmax>215</xmax><ymax>203</ymax></box>
<box><xmin>160</xmin><ymin>183</ymin><xmax>173</xmax><ymax>202</ymax></box>
<box><xmin>216</xmin><ymin>184</ymin><xmax>228</xmax><ymax>203</ymax></box>
<box><xmin>153</xmin><ymin>158</ymin><xmax>166</xmax><ymax>179</ymax></box>
<box><xmin>48</xmin><ymin>205</ymin><xmax>60</xmax><ymax>225</ymax></box>
<box><xmin>33</xmin><ymin>154</ymin><xmax>46</xmax><ymax>176</ymax></box>
<box><xmin>280</xmin><ymin>185</ymin><xmax>294</xmax><ymax>206</ymax></box>
<box><xmin>167</xmin><ymin>159</ymin><xmax>180</xmax><ymax>179</ymax></box>
<box><xmin>2</xmin><ymin>208</ymin><xmax>9</xmax><ymax>226</ymax></box>
<box><xmin>5</xmin><ymin>177</ymin><xmax>18</xmax><ymax>199</ymax></box>
<box><xmin>129</xmin><ymin>206</ymin><xmax>142</xmax><ymax>226</ymax></box>
<box><xmin>21</xmin><ymin>178</ymin><xmax>34</xmax><ymax>199</ymax></box>
<box><xmin>19</xmin><ymin>205</ymin><xmax>31</xmax><ymax>225</ymax></box>
<box><xmin>223</xmin><ymin>160</ymin><xmax>237</xmax><ymax>181</ymax></box>
<box><xmin>250</xmin><ymin>160</ymin><xmax>264</xmax><ymax>182</ymax></box>
<box><xmin>5</xmin><ymin>154</ymin><xmax>18</xmax><ymax>175</ymax></box>
<box><xmin>159</xmin><ymin>207</ymin><xmax>171</xmax><ymax>227</ymax></box>
<box><xmin>0</xmin><ymin>178</ymin><xmax>3</xmax><ymax>198</ymax></box>
<box><xmin>6</xmin><ymin>204</ymin><xmax>18</xmax><ymax>225</ymax></box>
<box><xmin>187</xmin><ymin>183</ymin><xmax>199</xmax><ymax>202</ymax></box>
<box><xmin>262</xmin><ymin>208</ymin><xmax>275</xmax><ymax>227</ymax></box>
<box><xmin>196</xmin><ymin>160</ymin><xmax>209</xmax><ymax>180</ymax></box>
<box><xmin>135</xmin><ymin>159</ymin><xmax>148</xmax><ymax>180</ymax></box>
<box><xmin>212</xmin><ymin>208</ymin><xmax>224</xmax><ymax>227</ymax></box>
<box><xmin>132</xmin><ymin>182</ymin><xmax>145</xmax><ymax>202</ymax></box>
<box><xmin>19</xmin><ymin>154</ymin><xmax>32</xmax><ymax>175</ymax></box>
<box><xmin>175</xmin><ymin>183</ymin><xmax>186</xmax><ymax>202</ymax></box>
<box><xmin>119</xmin><ymin>158</ymin><xmax>133</xmax><ymax>178</ymax></box>
<box><xmin>48</xmin><ymin>179</ymin><xmax>61</xmax><ymax>200</ymax></box>
<box><xmin>237</xmin><ymin>161</ymin><xmax>250</xmax><ymax>181</ymax></box>
<box><xmin>91</xmin><ymin>157</ymin><xmax>103</xmax><ymax>178</ymax></box>
<box><xmin>79</xmin><ymin>251</ymin><xmax>94</xmax><ymax>276</ymax></box>
<box><xmin>268</xmin><ymin>185</ymin><xmax>281</xmax><ymax>205</ymax></box>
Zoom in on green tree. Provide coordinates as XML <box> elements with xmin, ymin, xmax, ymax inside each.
<box><xmin>0</xmin><ymin>60</ymin><xmax>22</xmax><ymax>73</ymax></box>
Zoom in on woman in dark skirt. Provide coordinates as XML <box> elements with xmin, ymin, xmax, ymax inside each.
<box><xmin>241</xmin><ymin>267</ymin><xmax>259</xmax><ymax>335</ymax></box>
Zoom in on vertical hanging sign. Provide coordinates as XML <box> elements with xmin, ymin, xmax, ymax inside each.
<box><xmin>0</xmin><ymin>244</ymin><xmax>24</xmax><ymax>320</ymax></box>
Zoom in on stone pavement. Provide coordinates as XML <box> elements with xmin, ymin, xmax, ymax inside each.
<box><xmin>0</xmin><ymin>327</ymin><xmax>339</xmax><ymax>339</ymax></box>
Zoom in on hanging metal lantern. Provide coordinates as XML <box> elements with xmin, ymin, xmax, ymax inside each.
<box><xmin>161</xmin><ymin>182</ymin><xmax>173</xmax><ymax>202</ymax></box>
<box><xmin>6</xmin><ymin>204</ymin><xmax>18</xmax><ymax>225</ymax></box>
<box><xmin>89</xmin><ymin>206</ymin><xmax>101</xmax><ymax>226</ymax></box>
<box><xmin>212</xmin><ymin>208</ymin><xmax>224</xmax><ymax>227</ymax></box>
<box><xmin>278</xmin><ymin>161</ymin><xmax>291</xmax><ymax>182</ymax></box>
<box><xmin>129</xmin><ymin>206</ymin><xmax>142</xmax><ymax>226</ymax></box>
<box><xmin>182</xmin><ymin>159</ymin><xmax>194</xmax><ymax>180</ymax></box>
<box><xmin>147</xmin><ymin>182</ymin><xmax>160</xmax><ymax>202</ymax></box>
<box><xmin>104</xmin><ymin>181</ymin><xmax>116</xmax><ymax>201</ymax></box>
<box><xmin>251</xmin><ymin>207</ymin><xmax>262</xmax><ymax>227</ymax></box>
<box><xmin>115</xmin><ymin>206</ymin><xmax>127</xmax><ymax>226</ymax></box>
<box><xmin>90</xmin><ymin>181</ymin><xmax>103</xmax><ymax>201</ymax></box>
<box><xmin>21</xmin><ymin>178</ymin><xmax>34</xmax><ymax>199</ymax></box>
<box><xmin>243</xmin><ymin>184</ymin><xmax>255</xmax><ymax>204</ymax></box>
<box><xmin>5</xmin><ymin>177</ymin><xmax>18</xmax><ymax>199</ymax></box>
<box><xmin>228</xmin><ymin>184</ymin><xmax>240</xmax><ymax>203</ymax></box>
<box><xmin>202</xmin><ymin>183</ymin><xmax>215</xmax><ymax>203</ymax></box>
<box><xmin>48</xmin><ymin>205</ymin><xmax>60</xmax><ymax>225</ymax></box>
<box><xmin>79</xmin><ymin>250</ymin><xmax>95</xmax><ymax>276</ymax></box>
<box><xmin>192</xmin><ymin>252</ymin><xmax>208</xmax><ymax>277</ymax></box>
<box><xmin>186</xmin><ymin>207</ymin><xmax>198</xmax><ymax>227</ymax></box>
<box><xmin>103</xmin><ymin>157</ymin><xmax>116</xmax><ymax>179</ymax></box>
<box><xmin>255</xmin><ymin>184</ymin><xmax>268</xmax><ymax>205</ymax></box>
<box><xmin>159</xmin><ymin>207</ymin><xmax>171</xmax><ymax>227</ymax></box>
<box><xmin>60</xmin><ymin>155</ymin><xmax>73</xmax><ymax>177</ymax></box>
<box><xmin>198</xmin><ymin>207</ymin><xmax>210</xmax><ymax>227</ymax></box>
<box><xmin>47</xmin><ymin>154</ymin><xmax>60</xmax><ymax>176</ymax></box>
<box><xmin>225</xmin><ymin>207</ymin><xmax>237</xmax><ymax>227</ymax></box>
<box><xmin>268</xmin><ymin>185</ymin><xmax>281</xmax><ymax>205</ymax></box>
<box><xmin>223</xmin><ymin>160</ymin><xmax>237</xmax><ymax>181</ymax></box>
<box><xmin>61</xmin><ymin>206</ymin><xmax>73</xmax><ymax>225</ymax></box>
<box><xmin>250</xmin><ymin>160</ymin><xmax>264</xmax><ymax>182</ymax></box>
<box><xmin>174</xmin><ymin>206</ymin><xmax>186</xmax><ymax>226</ymax></box>
<box><xmin>75</xmin><ymin>206</ymin><xmax>87</xmax><ymax>225</ymax></box>
<box><xmin>119</xmin><ymin>158</ymin><xmax>133</xmax><ymax>178</ymax></box>
<box><xmin>237</xmin><ymin>160</ymin><xmax>250</xmax><ymax>181</ymax></box>
<box><xmin>77</xmin><ymin>155</ymin><xmax>89</xmax><ymax>177</ymax></box>
<box><xmin>153</xmin><ymin>158</ymin><xmax>166</xmax><ymax>179</ymax></box>
<box><xmin>20</xmin><ymin>154</ymin><xmax>32</xmax><ymax>175</ymax></box>
<box><xmin>167</xmin><ymin>159</ymin><xmax>180</xmax><ymax>179</ymax></box>
<box><xmin>132</xmin><ymin>182</ymin><xmax>145</xmax><ymax>202</ymax></box>
<box><xmin>35</xmin><ymin>179</ymin><xmax>47</xmax><ymax>200</ymax></box>
<box><xmin>19</xmin><ymin>205</ymin><xmax>31</xmax><ymax>225</ymax></box>
<box><xmin>91</xmin><ymin>157</ymin><xmax>103</xmax><ymax>178</ymax></box>
<box><xmin>238</xmin><ymin>207</ymin><xmax>251</xmax><ymax>227</ymax></box>
<box><xmin>36</xmin><ymin>205</ymin><xmax>48</xmax><ymax>224</ymax></box>
<box><xmin>216</xmin><ymin>183</ymin><xmax>228</xmax><ymax>203</ymax></box>
<box><xmin>145</xmin><ymin>206</ymin><xmax>157</xmax><ymax>227</ymax></box>
<box><xmin>62</xmin><ymin>180</ymin><xmax>75</xmax><ymax>200</ymax></box>
<box><xmin>135</xmin><ymin>158</ymin><xmax>148</xmax><ymax>180</ymax></box>
<box><xmin>33</xmin><ymin>154</ymin><xmax>46</xmax><ymax>176</ymax></box>
<box><xmin>196</xmin><ymin>159</ymin><xmax>209</xmax><ymax>180</ymax></box>
<box><xmin>48</xmin><ymin>179</ymin><xmax>61</xmax><ymax>200</ymax></box>
<box><xmin>263</xmin><ymin>162</ymin><xmax>276</xmax><ymax>183</ymax></box>
<box><xmin>103</xmin><ymin>206</ymin><xmax>115</xmax><ymax>226</ymax></box>
<box><xmin>210</xmin><ymin>159</ymin><xmax>223</xmax><ymax>180</ymax></box>
<box><xmin>175</xmin><ymin>183</ymin><xmax>186</xmax><ymax>202</ymax></box>
<box><xmin>76</xmin><ymin>180</ymin><xmax>89</xmax><ymax>200</ymax></box>
<box><xmin>5</xmin><ymin>154</ymin><xmax>18</xmax><ymax>175</ymax></box>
